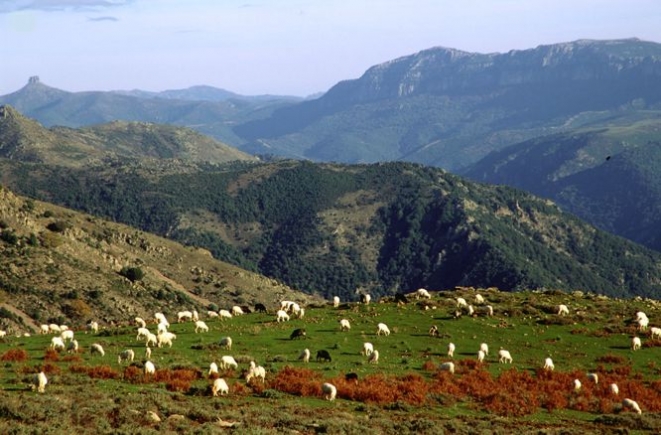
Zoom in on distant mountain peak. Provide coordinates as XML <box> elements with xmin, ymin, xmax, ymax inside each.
<box><xmin>27</xmin><ymin>76</ymin><xmax>40</xmax><ymax>85</ymax></box>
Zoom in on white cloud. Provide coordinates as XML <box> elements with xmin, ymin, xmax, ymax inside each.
<box><xmin>0</xmin><ymin>0</ymin><xmax>133</xmax><ymax>13</ymax></box>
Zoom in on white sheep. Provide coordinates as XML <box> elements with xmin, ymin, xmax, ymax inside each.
<box><xmin>362</xmin><ymin>342</ymin><xmax>374</xmax><ymax>356</ymax></box>
<box><xmin>638</xmin><ymin>317</ymin><xmax>649</xmax><ymax>331</ymax></box>
<box><xmin>177</xmin><ymin>310</ymin><xmax>193</xmax><ymax>322</ymax></box>
<box><xmin>220</xmin><ymin>355</ymin><xmax>238</xmax><ymax>370</ymax></box>
<box><xmin>66</xmin><ymin>339</ymin><xmax>79</xmax><ymax>353</ymax></box>
<box><xmin>475</xmin><ymin>294</ymin><xmax>485</xmax><ymax>304</ymax></box>
<box><xmin>440</xmin><ymin>361</ymin><xmax>455</xmax><ymax>374</ymax></box>
<box><xmin>587</xmin><ymin>372</ymin><xmax>598</xmax><ymax>384</ymax></box>
<box><xmin>361</xmin><ymin>294</ymin><xmax>372</xmax><ymax>304</ymax></box>
<box><xmin>635</xmin><ymin>311</ymin><xmax>648</xmax><ymax>322</ymax></box>
<box><xmin>88</xmin><ymin>321</ymin><xmax>99</xmax><ymax>334</ymax></box>
<box><xmin>136</xmin><ymin>327</ymin><xmax>150</xmax><ymax>341</ymax></box>
<box><xmin>296</xmin><ymin>308</ymin><xmax>305</xmax><ymax>319</ymax></box>
<box><xmin>486</xmin><ymin>305</ymin><xmax>494</xmax><ymax>316</ymax></box>
<box><xmin>145</xmin><ymin>333</ymin><xmax>158</xmax><ymax>348</ymax></box>
<box><xmin>632</xmin><ymin>336</ymin><xmax>642</xmax><ymax>351</ymax></box>
<box><xmin>231</xmin><ymin>306</ymin><xmax>245</xmax><ymax>316</ymax></box>
<box><xmin>219</xmin><ymin>336</ymin><xmax>232</xmax><ymax>351</ymax></box>
<box><xmin>219</xmin><ymin>310</ymin><xmax>233</xmax><ymax>320</ymax></box>
<box><xmin>573</xmin><ymin>379</ymin><xmax>582</xmax><ymax>392</ymax></box>
<box><xmin>456</xmin><ymin>297</ymin><xmax>468</xmax><ymax>308</ymax></box>
<box><xmin>60</xmin><ymin>329</ymin><xmax>74</xmax><ymax>342</ymax></box>
<box><xmin>157</xmin><ymin>322</ymin><xmax>169</xmax><ymax>334</ymax></box>
<box><xmin>368</xmin><ymin>349</ymin><xmax>379</xmax><ymax>364</ymax></box>
<box><xmin>32</xmin><ymin>371</ymin><xmax>47</xmax><ymax>393</ymax></box>
<box><xmin>477</xmin><ymin>350</ymin><xmax>486</xmax><ymax>363</ymax></box>
<box><xmin>209</xmin><ymin>362</ymin><xmax>219</xmax><ymax>376</ymax></box>
<box><xmin>651</xmin><ymin>326</ymin><xmax>661</xmax><ymax>339</ymax></box>
<box><xmin>194</xmin><ymin>320</ymin><xmax>209</xmax><ymax>333</ymax></box>
<box><xmin>322</xmin><ymin>382</ymin><xmax>337</xmax><ymax>401</ymax></box>
<box><xmin>246</xmin><ymin>364</ymin><xmax>266</xmax><ymax>383</ymax></box>
<box><xmin>212</xmin><ymin>378</ymin><xmax>229</xmax><ymax>396</ymax></box>
<box><xmin>376</xmin><ymin>323</ymin><xmax>390</xmax><ymax>336</ymax></box>
<box><xmin>157</xmin><ymin>331</ymin><xmax>177</xmax><ymax>348</ymax></box>
<box><xmin>557</xmin><ymin>304</ymin><xmax>569</xmax><ymax>316</ymax></box>
<box><xmin>480</xmin><ymin>342</ymin><xmax>489</xmax><ymax>356</ymax></box>
<box><xmin>447</xmin><ymin>342</ymin><xmax>455</xmax><ymax>358</ymax></box>
<box><xmin>622</xmin><ymin>398</ymin><xmax>642</xmax><ymax>414</ymax></box>
<box><xmin>40</xmin><ymin>324</ymin><xmax>49</xmax><ymax>334</ymax></box>
<box><xmin>144</xmin><ymin>360</ymin><xmax>155</xmax><ymax>376</ymax></box>
<box><xmin>289</xmin><ymin>303</ymin><xmax>301</xmax><ymax>315</ymax></box>
<box><xmin>154</xmin><ymin>312</ymin><xmax>169</xmax><ymax>326</ymax></box>
<box><xmin>50</xmin><ymin>336</ymin><xmax>65</xmax><ymax>351</ymax></box>
<box><xmin>207</xmin><ymin>310</ymin><xmax>219</xmax><ymax>318</ymax></box>
<box><xmin>339</xmin><ymin>319</ymin><xmax>351</xmax><ymax>331</ymax></box>
<box><xmin>60</xmin><ymin>325</ymin><xmax>69</xmax><ymax>332</ymax></box>
<box><xmin>192</xmin><ymin>310</ymin><xmax>199</xmax><ymax>322</ymax></box>
<box><xmin>609</xmin><ymin>383</ymin><xmax>619</xmax><ymax>395</ymax></box>
<box><xmin>48</xmin><ymin>324</ymin><xmax>61</xmax><ymax>333</ymax></box>
<box><xmin>276</xmin><ymin>310</ymin><xmax>290</xmax><ymax>322</ymax></box>
<box><xmin>145</xmin><ymin>346</ymin><xmax>152</xmax><ymax>359</ymax></box>
<box><xmin>416</xmin><ymin>288</ymin><xmax>432</xmax><ymax>299</ymax></box>
<box><xmin>280</xmin><ymin>300</ymin><xmax>295</xmax><ymax>311</ymax></box>
<box><xmin>498</xmin><ymin>349</ymin><xmax>513</xmax><ymax>364</ymax></box>
<box><xmin>333</xmin><ymin>296</ymin><xmax>340</xmax><ymax>307</ymax></box>
<box><xmin>543</xmin><ymin>357</ymin><xmax>554</xmax><ymax>371</ymax></box>
<box><xmin>135</xmin><ymin>317</ymin><xmax>147</xmax><ymax>328</ymax></box>
<box><xmin>118</xmin><ymin>349</ymin><xmax>135</xmax><ymax>364</ymax></box>
<box><xmin>91</xmin><ymin>343</ymin><xmax>105</xmax><ymax>357</ymax></box>
<box><xmin>299</xmin><ymin>348</ymin><xmax>311</xmax><ymax>363</ymax></box>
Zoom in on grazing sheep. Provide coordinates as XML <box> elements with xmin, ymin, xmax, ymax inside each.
<box><xmin>475</xmin><ymin>294</ymin><xmax>485</xmax><ymax>304</ymax></box>
<box><xmin>220</xmin><ymin>355</ymin><xmax>238</xmax><ymax>370</ymax></box>
<box><xmin>557</xmin><ymin>304</ymin><xmax>569</xmax><ymax>316</ymax></box>
<box><xmin>145</xmin><ymin>346</ymin><xmax>152</xmax><ymax>359</ymax></box>
<box><xmin>376</xmin><ymin>323</ymin><xmax>390</xmax><ymax>336</ymax></box>
<box><xmin>467</xmin><ymin>305</ymin><xmax>475</xmax><ymax>316</ymax></box>
<box><xmin>360</xmin><ymin>294</ymin><xmax>371</xmax><ymax>304</ymax></box>
<box><xmin>40</xmin><ymin>324</ymin><xmax>49</xmax><ymax>334</ymax></box>
<box><xmin>219</xmin><ymin>336</ymin><xmax>233</xmax><ymax>350</ymax></box>
<box><xmin>136</xmin><ymin>327</ymin><xmax>150</xmax><ymax>341</ymax></box>
<box><xmin>480</xmin><ymin>342</ymin><xmax>489</xmax><ymax>356</ymax></box>
<box><xmin>219</xmin><ymin>310</ymin><xmax>233</xmax><ymax>320</ymax></box>
<box><xmin>212</xmin><ymin>378</ymin><xmax>229</xmax><ymax>396</ymax></box>
<box><xmin>440</xmin><ymin>362</ymin><xmax>455</xmax><ymax>374</ymax></box>
<box><xmin>486</xmin><ymin>305</ymin><xmax>494</xmax><ymax>316</ymax></box>
<box><xmin>231</xmin><ymin>306</ymin><xmax>244</xmax><ymax>316</ymax></box>
<box><xmin>144</xmin><ymin>361</ymin><xmax>156</xmax><ymax>376</ymax></box>
<box><xmin>49</xmin><ymin>324</ymin><xmax>61</xmax><ymax>333</ymax></box>
<box><xmin>638</xmin><ymin>317</ymin><xmax>649</xmax><ymax>331</ymax></box>
<box><xmin>573</xmin><ymin>379</ymin><xmax>582</xmax><ymax>392</ymax></box>
<box><xmin>368</xmin><ymin>349</ymin><xmax>379</xmax><ymax>364</ymax></box>
<box><xmin>280</xmin><ymin>300</ymin><xmax>295</xmax><ymax>311</ymax></box>
<box><xmin>345</xmin><ymin>373</ymin><xmax>359</xmax><ymax>384</ymax></box>
<box><xmin>295</xmin><ymin>308</ymin><xmax>305</xmax><ymax>319</ymax></box>
<box><xmin>207</xmin><ymin>310</ymin><xmax>219</xmax><ymax>318</ymax></box>
<box><xmin>394</xmin><ymin>293</ymin><xmax>409</xmax><ymax>304</ymax></box>
<box><xmin>362</xmin><ymin>342</ymin><xmax>374</xmax><ymax>356</ymax></box>
<box><xmin>91</xmin><ymin>343</ymin><xmax>105</xmax><ymax>357</ymax></box>
<box><xmin>145</xmin><ymin>333</ymin><xmax>158</xmax><ymax>348</ymax></box>
<box><xmin>209</xmin><ymin>362</ymin><xmax>219</xmax><ymax>376</ymax></box>
<box><xmin>50</xmin><ymin>336</ymin><xmax>65</xmax><ymax>351</ymax></box>
<box><xmin>456</xmin><ymin>297</ymin><xmax>468</xmax><ymax>308</ymax></box>
<box><xmin>60</xmin><ymin>329</ymin><xmax>74</xmax><ymax>342</ymax></box>
<box><xmin>635</xmin><ymin>311</ymin><xmax>648</xmax><ymax>322</ymax></box>
<box><xmin>154</xmin><ymin>312</ymin><xmax>168</xmax><ymax>324</ymax></box>
<box><xmin>610</xmin><ymin>383</ymin><xmax>619</xmax><ymax>395</ymax></box>
<box><xmin>135</xmin><ymin>317</ymin><xmax>147</xmax><ymax>328</ymax></box>
<box><xmin>447</xmin><ymin>342</ymin><xmax>456</xmax><ymax>358</ymax></box>
<box><xmin>290</xmin><ymin>328</ymin><xmax>306</xmax><ymax>340</ymax></box>
<box><xmin>118</xmin><ymin>349</ymin><xmax>135</xmax><ymax>364</ymax></box>
<box><xmin>32</xmin><ymin>371</ymin><xmax>47</xmax><ymax>393</ymax></box>
<box><xmin>66</xmin><ymin>339</ymin><xmax>79</xmax><ymax>353</ymax></box>
<box><xmin>88</xmin><ymin>321</ymin><xmax>99</xmax><ymax>334</ymax></box>
<box><xmin>194</xmin><ymin>320</ymin><xmax>209</xmax><ymax>333</ymax></box>
<box><xmin>339</xmin><ymin>319</ymin><xmax>351</xmax><ymax>331</ymax></box>
<box><xmin>276</xmin><ymin>310</ymin><xmax>290</xmax><ymax>322</ymax></box>
<box><xmin>289</xmin><ymin>303</ymin><xmax>302</xmax><ymax>315</ymax></box>
<box><xmin>192</xmin><ymin>310</ymin><xmax>199</xmax><ymax>322</ymax></box>
<box><xmin>543</xmin><ymin>357</ymin><xmax>554</xmax><ymax>371</ymax></box>
<box><xmin>416</xmin><ymin>288</ymin><xmax>432</xmax><ymax>299</ymax></box>
<box><xmin>632</xmin><ymin>336</ymin><xmax>642</xmax><ymax>351</ymax></box>
<box><xmin>316</xmin><ymin>350</ymin><xmax>332</xmax><ymax>362</ymax></box>
<box><xmin>477</xmin><ymin>349</ymin><xmax>486</xmax><ymax>363</ymax></box>
<box><xmin>177</xmin><ymin>311</ymin><xmax>193</xmax><ymax>322</ymax></box>
<box><xmin>333</xmin><ymin>296</ymin><xmax>340</xmax><ymax>307</ymax></box>
<box><xmin>298</xmin><ymin>348</ymin><xmax>311</xmax><ymax>363</ymax></box>
<box><xmin>429</xmin><ymin>325</ymin><xmax>439</xmax><ymax>337</ymax></box>
<box><xmin>622</xmin><ymin>398</ymin><xmax>642</xmax><ymax>414</ymax></box>
<box><xmin>254</xmin><ymin>303</ymin><xmax>268</xmax><ymax>313</ymax></box>
<box><xmin>650</xmin><ymin>326</ymin><xmax>661</xmax><ymax>339</ymax></box>
<box><xmin>587</xmin><ymin>373</ymin><xmax>598</xmax><ymax>384</ymax></box>
<box><xmin>322</xmin><ymin>382</ymin><xmax>337</xmax><ymax>401</ymax></box>
<box><xmin>246</xmin><ymin>364</ymin><xmax>266</xmax><ymax>383</ymax></box>
<box><xmin>157</xmin><ymin>322</ymin><xmax>169</xmax><ymax>334</ymax></box>
<box><xmin>157</xmin><ymin>331</ymin><xmax>177</xmax><ymax>348</ymax></box>
<box><xmin>498</xmin><ymin>349</ymin><xmax>513</xmax><ymax>364</ymax></box>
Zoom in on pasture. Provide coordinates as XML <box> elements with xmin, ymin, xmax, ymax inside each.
<box><xmin>0</xmin><ymin>288</ymin><xmax>660</xmax><ymax>434</ymax></box>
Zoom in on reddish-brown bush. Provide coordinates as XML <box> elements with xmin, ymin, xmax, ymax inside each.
<box><xmin>70</xmin><ymin>364</ymin><xmax>119</xmax><ymax>379</ymax></box>
<box><xmin>1</xmin><ymin>348</ymin><xmax>28</xmax><ymax>362</ymax></box>
<box><xmin>61</xmin><ymin>354</ymin><xmax>82</xmax><ymax>363</ymax></box>
<box><xmin>421</xmin><ymin>360</ymin><xmax>436</xmax><ymax>372</ymax></box>
<box><xmin>122</xmin><ymin>366</ymin><xmax>143</xmax><ymax>383</ymax></box>
<box><xmin>596</xmin><ymin>354</ymin><xmax>626</xmax><ymax>364</ymax></box>
<box><xmin>43</xmin><ymin>349</ymin><xmax>59</xmax><ymax>362</ymax></box>
<box><xmin>165</xmin><ymin>379</ymin><xmax>191</xmax><ymax>392</ymax></box>
<box><xmin>42</xmin><ymin>363</ymin><xmax>61</xmax><ymax>375</ymax></box>
<box><xmin>270</xmin><ymin>366</ymin><xmax>322</xmax><ymax>397</ymax></box>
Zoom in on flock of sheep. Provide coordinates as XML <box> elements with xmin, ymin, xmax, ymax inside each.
<box><xmin>20</xmin><ymin>287</ymin><xmax>647</xmax><ymax>415</ymax></box>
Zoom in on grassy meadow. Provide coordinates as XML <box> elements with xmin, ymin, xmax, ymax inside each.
<box><xmin>0</xmin><ymin>288</ymin><xmax>660</xmax><ymax>434</ymax></box>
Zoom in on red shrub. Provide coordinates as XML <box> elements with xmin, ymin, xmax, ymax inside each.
<box><xmin>61</xmin><ymin>354</ymin><xmax>82</xmax><ymax>363</ymax></box>
<box><xmin>166</xmin><ymin>379</ymin><xmax>191</xmax><ymax>392</ymax></box>
<box><xmin>270</xmin><ymin>366</ymin><xmax>323</xmax><ymax>397</ymax></box>
<box><xmin>43</xmin><ymin>349</ymin><xmax>59</xmax><ymax>362</ymax></box>
<box><xmin>1</xmin><ymin>349</ymin><xmax>28</xmax><ymax>362</ymax></box>
<box><xmin>596</xmin><ymin>354</ymin><xmax>626</xmax><ymax>364</ymax></box>
<box><xmin>70</xmin><ymin>364</ymin><xmax>119</xmax><ymax>379</ymax></box>
<box><xmin>122</xmin><ymin>366</ymin><xmax>144</xmax><ymax>384</ymax></box>
<box><xmin>421</xmin><ymin>360</ymin><xmax>436</xmax><ymax>372</ymax></box>
<box><xmin>42</xmin><ymin>363</ymin><xmax>61</xmax><ymax>375</ymax></box>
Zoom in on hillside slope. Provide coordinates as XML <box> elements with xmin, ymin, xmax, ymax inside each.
<box><xmin>0</xmin><ymin>186</ymin><xmax>320</xmax><ymax>334</ymax></box>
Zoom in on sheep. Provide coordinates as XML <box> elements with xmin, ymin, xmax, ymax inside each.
<box><xmin>134</xmin><ymin>317</ymin><xmax>147</xmax><ymax>328</ymax></box>
<box><xmin>60</xmin><ymin>329</ymin><xmax>74</xmax><ymax>342</ymax></box>
<box><xmin>157</xmin><ymin>331</ymin><xmax>177</xmax><ymax>348</ymax></box>
<box><xmin>144</xmin><ymin>360</ymin><xmax>155</xmax><ymax>376</ymax></box>
<box><xmin>145</xmin><ymin>346</ymin><xmax>152</xmax><ymax>359</ymax></box>
<box><xmin>298</xmin><ymin>348</ymin><xmax>311</xmax><ymax>363</ymax></box>
<box><xmin>231</xmin><ymin>306</ymin><xmax>245</xmax><ymax>316</ymax></box>
<box><xmin>157</xmin><ymin>322</ymin><xmax>169</xmax><ymax>334</ymax></box>
<box><xmin>632</xmin><ymin>336</ymin><xmax>642</xmax><ymax>351</ymax></box>
<box><xmin>376</xmin><ymin>323</ymin><xmax>390</xmax><ymax>336</ymax></box>
<box><xmin>207</xmin><ymin>310</ymin><xmax>219</xmax><ymax>318</ymax></box>
<box><xmin>316</xmin><ymin>350</ymin><xmax>332</xmax><ymax>362</ymax></box>
<box><xmin>368</xmin><ymin>349</ymin><xmax>379</xmax><ymax>364</ymax></box>
<box><xmin>219</xmin><ymin>336</ymin><xmax>233</xmax><ymax>350</ymax></box>
<box><xmin>609</xmin><ymin>383</ymin><xmax>619</xmax><ymax>395</ymax></box>
<box><xmin>456</xmin><ymin>297</ymin><xmax>468</xmax><ymax>308</ymax></box>
<box><xmin>429</xmin><ymin>325</ymin><xmax>439</xmax><ymax>337</ymax></box>
<box><xmin>60</xmin><ymin>325</ymin><xmax>69</xmax><ymax>332</ymax></box>
<box><xmin>49</xmin><ymin>324</ymin><xmax>61</xmax><ymax>333</ymax></box>
<box><xmin>296</xmin><ymin>308</ymin><xmax>305</xmax><ymax>319</ymax></box>
<box><xmin>91</xmin><ymin>343</ymin><xmax>105</xmax><ymax>357</ymax></box>
<box><xmin>362</xmin><ymin>342</ymin><xmax>374</xmax><ymax>356</ymax></box>
<box><xmin>480</xmin><ymin>342</ymin><xmax>489</xmax><ymax>356</ymax></box>
<box><xmin>88</xmin><ymin>321</ymin><xmax>99</xmax><ymax>334</ymax></box>
<box><xmin>447</xmin><ymin>342</ymin><xmax>455</xmax><ymax>358</ymax></box>
<box><xmin>118</xmin><ymin>349</ymin><xmax>135</xmax><ymax>364</ymax></box>
<box><xmin>50</xmin><ymin>336</ymin><xmax>65</xmax><ymax>351</ymax></box>
<box><xmin>209</xmin><ymin>362</ymin><xmax>219</xmax><ymax>376</ymax></box>
<box><xmin>486</xmin><ymin>305</ymin><xmax>494</xmax><ymax>316</ymax></box>
<box><xmin>220</xmin><ymin>355</ymin><xmax>238</xmax><ymax>370</ymax></box>
<box><xmin>40</xmin><ymin>324</ymin><xmax>49</xmax><ymax>334</ymax></box>
<box><xmin>650</xmin><ymin>326</ymin><xmax>661</xmax><ymax>339</ymax></box>
<box><xmin>394</xmin><ymin>293</ymin><xmax>409</xmax><ymax>304</ymax></box>
<box><xmin>360</xmin><ymin>294</ymin><xmax>371</xmax><ymax>304</ymax></box>
<box><xmin>339</xmin><ymin>319</ymin><xmax>351</xmax><ymax>331</ymax></box>
<box><xmin>467</xmin><ymin>305</ymin><xmax>475</xmax><ymax>316</ymax></box>
<box><xmin>219</xmin><ymin>310</ymin><xmax>233</xmax><ymax>320</ymax></box>
<box><xmin>622</xmin><ymin>398</ymin><xmax>642</xmax><ymax>414</ymax></box>
<box><xmin>192</xmin><ymin>310</ymin><xmax>199</xmax><ymax>322</ymax></box>
<box><xmin>498</xmin><ymin>349</ymin><xmax>513</xmax><ymax>364</ymax></box>
<box><xmin>246</xmin><ymin>364</ymin><xmax>266</xmax><ymax>384</ymax></box>
<box><xmin>321</xmin><ymin>382</ymin><xmax>337</xmax><ymax>401</ymax></box>
<box><xmin>333</xmin><ymin>296</ymin><xmax>340</xmax><ymax>307</ymax></box>
<box><xmin>635</xmin><ymin>311</ymin><xmax>648</xmax><ymax>322</ymax></box>
<box><xmin>543</xmin><ymin>357</ymin><xmax>555</xmax><ymax>371</ymax></box>
<box><xmin>177</xmin><ymin>310</ymin><xmax>193</xmax><ymax>322</ymax></box>
<box><xmin>145</xmin><ymin>333</ymin><xmax>158</xmax><ymax>348</ymax></box>
<box><xmin>280</xmin><ymin>300</ymin><xmax>295</xmax><ymax>311</ymax></box>
<box><xmin>276</xmin><ymin>310</ymin><xmax>290</xmax><ymax>322</ymax></box>
<box><xmin>416</xmin><ymin>288</ymin><xmax>432</xmax><ymax>299</ymax></box>
<box><xmin>154</xmin><ymin>313</ymin><xmax>169</xmax><ymax>326</ymax></box>
<box><xmin>254</xmin><ymin>303</ymin><xmax>268</xmax><ymax>313</ymax></box>
<box><xmin>194</xmin><ymin>320</ymin><xmax>209</xmax><ymax>333</ymax></box>
<box><xmin>638</xmin><ymin>317</ymin><xmax>649</xmax><ymax>331</ymax></box>
<box><xmin>136</xmin><ymin>327</ymin><xmax>150</xmax><ymax>341</ymax></box>
<box><xmin>573</xmin><ymin>379</ymin><xmax>582</xmax><ymax>392</ymax></box>
<box><xmin>477</xmin><ymin>349</ymin><xmax>486</xmax><ymax>363</ymax></box>
<box><xmin>32</xmin><ymin>371</ymin><xmax>47</xmax><ymax>393</ymax></box>
<box><xmin>290</xmin><ymin>328</ymin><xmax>306</xmax><ymax>340</ymax></box>
<box><xmin>345</xmin><ymin>373</ymin><xmax>359</xmax><ymax>384</ymax></box>
<box><xmin>66</xmin><ymin>339</ymin><xmax>79</xmax><ymax>353</ymax></box>
<box><xmin>440</xmin><ymin>362</ymin><xmax>455</xmax><ymax>374</ymax></box>
<box><xmin>212</xmin><ymin>378</ymin><xmax>229</xmax><ymax>396</ymax></box>
<box><xmin>557</xmin><ymin>304</ymin><xmax>569</xmax><ymax>316</ymax></box>
<box><xmin>475</xmin><ymin>294</ymin><xmax>485</xmax><ymax>304</ymax></box>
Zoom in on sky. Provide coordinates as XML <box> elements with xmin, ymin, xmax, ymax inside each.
<box><xmin>2</xmin><ymin>0</ymin><xmax>661</xmax><ymax>97</ymax></box>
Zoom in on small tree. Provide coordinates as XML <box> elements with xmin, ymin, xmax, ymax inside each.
<box><xmin>120</xmin><ymin>266</ymin><xmax>144</xmax><ymax>282</ymax></box>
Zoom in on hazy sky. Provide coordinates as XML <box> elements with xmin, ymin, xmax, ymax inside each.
<box><xmin>2</xmin><ymin>0</ymin><xmax>661</xmax><ymax>97</ymax></box>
